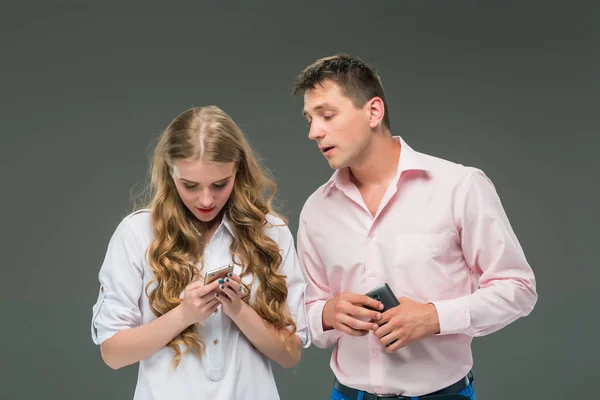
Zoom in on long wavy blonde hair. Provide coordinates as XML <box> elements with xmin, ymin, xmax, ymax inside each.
<box><xmin>140</xmin><ymin>106</ymin><xmax>297</xmax><ymax>367</ymax></box>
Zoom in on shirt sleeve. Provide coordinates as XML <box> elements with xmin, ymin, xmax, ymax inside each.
<box><xmin>432</xmin><ymin>168</ymin><xmax>538</xmax><ymax>336</ymax></box>
<box><xmin>296</xmin><ymin>206</ymin><xmax>344</xmax><ymax>348</ymax></box>
<box><xmin>273</xmin><ymin>223</ymin><xmax>311</xmax><ymax>348</ymax></box>
<box><xmin>91</xmin><ymin>217</ymin><xmax>145</xmax><ymax>345</ymax></box>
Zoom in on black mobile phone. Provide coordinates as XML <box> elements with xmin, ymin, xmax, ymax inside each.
<box><xmin>366</xmin><ymin>283</ymin><xmax>400</xmax><ymax>346</ymax></box>
<box><xmin>365</xmin><ymin>283</ymin><xmax>400</xmax><ymax>312</ymax></box>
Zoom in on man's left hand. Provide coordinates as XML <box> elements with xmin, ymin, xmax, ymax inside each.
<box><xmin>373</xmin><ymin>297</ymin><xmax>441</xmax><ymax>352</ymax></box>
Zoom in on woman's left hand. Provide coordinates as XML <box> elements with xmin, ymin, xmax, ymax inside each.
<box><xmin>214</xmin><ymin>273</ymin><xmax>245</xmax><ymax>318</ymax></box>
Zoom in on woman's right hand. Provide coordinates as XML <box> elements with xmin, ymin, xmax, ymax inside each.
<box><xmin>178</xmin><ymin>279</ymin><xmax>222</xmax><ymax>326</ymax></box>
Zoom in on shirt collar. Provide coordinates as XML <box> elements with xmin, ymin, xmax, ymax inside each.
<box><xmin>221</xmin><ymin>212</ymin><xmax>236</xmax><ymax>237</ymax></box>
<box><xmin>322</xmin><ymin>136</ymin><xmax>429</xmax><ymax>196</ymax></box>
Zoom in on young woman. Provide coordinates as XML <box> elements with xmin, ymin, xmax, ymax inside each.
<box><xmin>91</xmin><ymin>106</ymin><xmax>310</xmax><ymax>400</ymax></box>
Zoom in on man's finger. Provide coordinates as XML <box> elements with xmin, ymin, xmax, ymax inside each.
<box><xmin>359</xmin><ymin>295</ymin><xmax>385</xmax><ymax>311</ymax></box>
<box><xmin>374</xmin><ymin>321</ymin><xmax>394</xmax><ymax>338</ymax></box>
<box><xmin>384</xmin><ymin>336</ymin><xmax>404</xmax><ymax>352</ymax></box>
<box><xmin>342</xmin><ymin>315</ymin><xmax>378</xmax><ymax>331</ymax></box>
<box><xmin>341</xmin><ymin>293</ymin><xmax>374</xmax><ymax>306</ymax></box>
<box><xmin>379</xmin><ymin>328</ymin><xmax>399</xmax><ymax>346</ymax></box>
<box><xmin>338</xmin><ymin>323</ymin><xmax>370</xmax><ymax>337</ymax></box>
<box><xmin>349</xmin><ymin>304</ymin><xmax>382</xmax><ymax>321</ymax></box>
<box><xmin>379</xmin><ymin>310</ymin><xmax>392</xmax><ymax>324</ymax></box>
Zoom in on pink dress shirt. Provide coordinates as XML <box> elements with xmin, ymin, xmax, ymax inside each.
<box><xmin>297</xmin><ymin>136</ymin><xmax>537</xmax><ymax>396</ymax></box>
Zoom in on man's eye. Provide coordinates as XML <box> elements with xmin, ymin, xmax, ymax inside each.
<box><xmin>324</xmin><ymin>115</ymin><xmax>334</xmax><ymax>121</ymax></box>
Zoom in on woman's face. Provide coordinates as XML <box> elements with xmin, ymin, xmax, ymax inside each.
<box><xmin>172</xmin><ymin>159</ymin><xmax>237</xmax><ymax>224</ymax></box>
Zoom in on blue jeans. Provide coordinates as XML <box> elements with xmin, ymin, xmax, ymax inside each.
<box><xmin>330</xmin><ymin>382</ymin><xmax>476</xmax><ymax>400</ymax></box>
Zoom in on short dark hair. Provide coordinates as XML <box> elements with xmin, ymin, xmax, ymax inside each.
<box><xmin>292</xmin><ymin>53</ymin><xmax>390</xmax><ymax>130</ymax></box>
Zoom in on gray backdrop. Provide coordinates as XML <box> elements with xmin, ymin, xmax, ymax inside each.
<box><xmin>2</xmin><ymin>1</ymin><xmax>598</xmax><ymax>399</ymax></box>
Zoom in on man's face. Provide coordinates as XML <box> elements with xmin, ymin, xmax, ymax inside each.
<box><xmin>302</xmin><ymin>80</ymin><xmax>373</xmax><ymax>170</ymax></box>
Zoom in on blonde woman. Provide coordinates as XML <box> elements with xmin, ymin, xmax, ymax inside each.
<box><xmin>90</xmin><ymin>106</ymin><xmax>310</xmax><ymax>400</ymax></box>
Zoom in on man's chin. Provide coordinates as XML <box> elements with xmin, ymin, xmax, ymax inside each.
<box><xmin>327</xmin><ymin>158</ymin><xmax>347</xmax><ymax>170</ymax></box>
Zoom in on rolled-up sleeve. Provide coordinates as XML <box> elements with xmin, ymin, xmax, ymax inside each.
<box><xmin>296</xmin><ymin>208</ymin><xmax>343</xmax><ymax>348</ymax></box>
<box><xmin>433</xmin><ymin>168</ymin><xmax>538</xmax><ymax>336</ymax></box>
<box><xmin>274</xmin><ymin>224</ymin><xmax>311</xmax><ymax>348</ymax></box>
<box><xmin>91</xmin><ymin>217</ymin><xmax>144</xmax><ymax>345</ymax></box>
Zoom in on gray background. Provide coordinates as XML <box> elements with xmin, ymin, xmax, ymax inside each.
<box><xmin>1</xmin><ymin>1</ymin><xmax>598</xmax><ymax>399</ymax></box>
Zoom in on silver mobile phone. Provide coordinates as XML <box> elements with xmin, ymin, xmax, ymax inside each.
<box><xmin>203</xmin><ymin>263</ymin><xmax>234</xmax><ymax>285</ymax></box>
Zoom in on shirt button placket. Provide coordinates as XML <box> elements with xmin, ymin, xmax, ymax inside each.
<box><xmin>366</xmin><ymin>230</ymin><xmax>377</xmax><ymax>281</ymax></box>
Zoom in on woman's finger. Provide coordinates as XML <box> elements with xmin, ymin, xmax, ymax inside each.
<box><xmin>204</xmin><ymin>297</ymin><xmax>220</xmax><ymax>308</ymax></box>
<box><xmin>223</xmin><ymin>277</ymin><xmax>241</xmax><ymax>293</ymax></box>
<box><xmin>214</xmin><ymin>292</ymin><xmax>230</xmax><ymax>304</ymax></box>
<box><xmin>188</xmin><ymin>280</ymin><xmax>220</xmax><ymax>298</ymax></box>
<box><xmin>219</xmin><ymin>284</ymin><xmax>240</xmax><ymax>300</ymax></box>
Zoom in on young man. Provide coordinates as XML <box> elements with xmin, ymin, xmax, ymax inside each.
<box><xmin>293</xmin><ymin>54</ymin><xmax>537</xmax><ymax>400</ymax></box>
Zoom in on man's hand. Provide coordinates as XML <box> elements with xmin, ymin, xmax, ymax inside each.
<box><xmin>374</xmin><ymin>297</ymin><xmax>441</xmax><ymax>352</ymax></box>
<box><xmin>322</xmin><ymin>292</ymin><xmax>384</xmax><ymax>336</ymax></box>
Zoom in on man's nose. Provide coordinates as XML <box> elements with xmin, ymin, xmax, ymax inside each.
<box><xmin>308</xmin><ymin>121</ymin><xmax>325</xmax><ymax>141</ymax></box>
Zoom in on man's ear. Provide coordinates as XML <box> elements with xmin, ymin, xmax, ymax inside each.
<box><xmin>367</xmin><ymin>97</ymin><xmax>385</xmax><ymax>129</ymax></box>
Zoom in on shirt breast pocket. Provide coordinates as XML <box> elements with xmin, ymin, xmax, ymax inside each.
<box><xmin>395</xmin><ymin>233</ymin><xmax>455</xmax><ymax>299</ymax></box>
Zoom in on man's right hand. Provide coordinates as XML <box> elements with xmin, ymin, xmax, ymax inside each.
<box><xmin>322</xmin><ymin>292</ymin><xmax>384</xmax><ymax>336</ymax></box>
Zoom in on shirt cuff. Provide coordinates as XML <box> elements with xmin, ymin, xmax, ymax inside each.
<box><xmin>307</xmin><ymin>299</ymin><xmax>344</xmax><ymax>348</ymax></box>
<box><xmin>431</xmin><ymin>296</ymin><xmax>471</xmax><ymax>335</ymax></box>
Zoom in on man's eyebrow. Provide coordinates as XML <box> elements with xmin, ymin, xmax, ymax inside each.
<box><xmin>302</xmin><ymin>103</ymin><xmax>333</xmax><ymax>118</ymax></box>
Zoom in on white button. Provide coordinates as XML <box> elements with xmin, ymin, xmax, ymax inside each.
<box><xmin>373</xmin><ymin>349</ymin><xmax>379</xmax><ymax>356</ymax></box>
<box><xmin>209</xmin><ymin>367</ymin><xmax>223</xmax><ymax>381</ymax></box>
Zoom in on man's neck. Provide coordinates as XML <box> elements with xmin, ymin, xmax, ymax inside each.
<box><xmin>349</xmin><ymin>133</ymin><xmax>400</xmax><ymax>189</ymax></box>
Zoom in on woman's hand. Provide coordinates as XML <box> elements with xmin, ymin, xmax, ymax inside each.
<box><xmin>215</xmin><ymin>273</ymin><xmax>245</xmax><ymax>319</ymax></box>
<box><xmin>179</xmin><ymin>279</ymin><xmax>222</xmax><ymax>326</ymax></box>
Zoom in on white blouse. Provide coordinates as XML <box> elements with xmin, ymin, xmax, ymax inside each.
<box><xmin>91</xmin><ymin>209</ymin><xmax>310</xmax><ymax>400</ymax></box>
